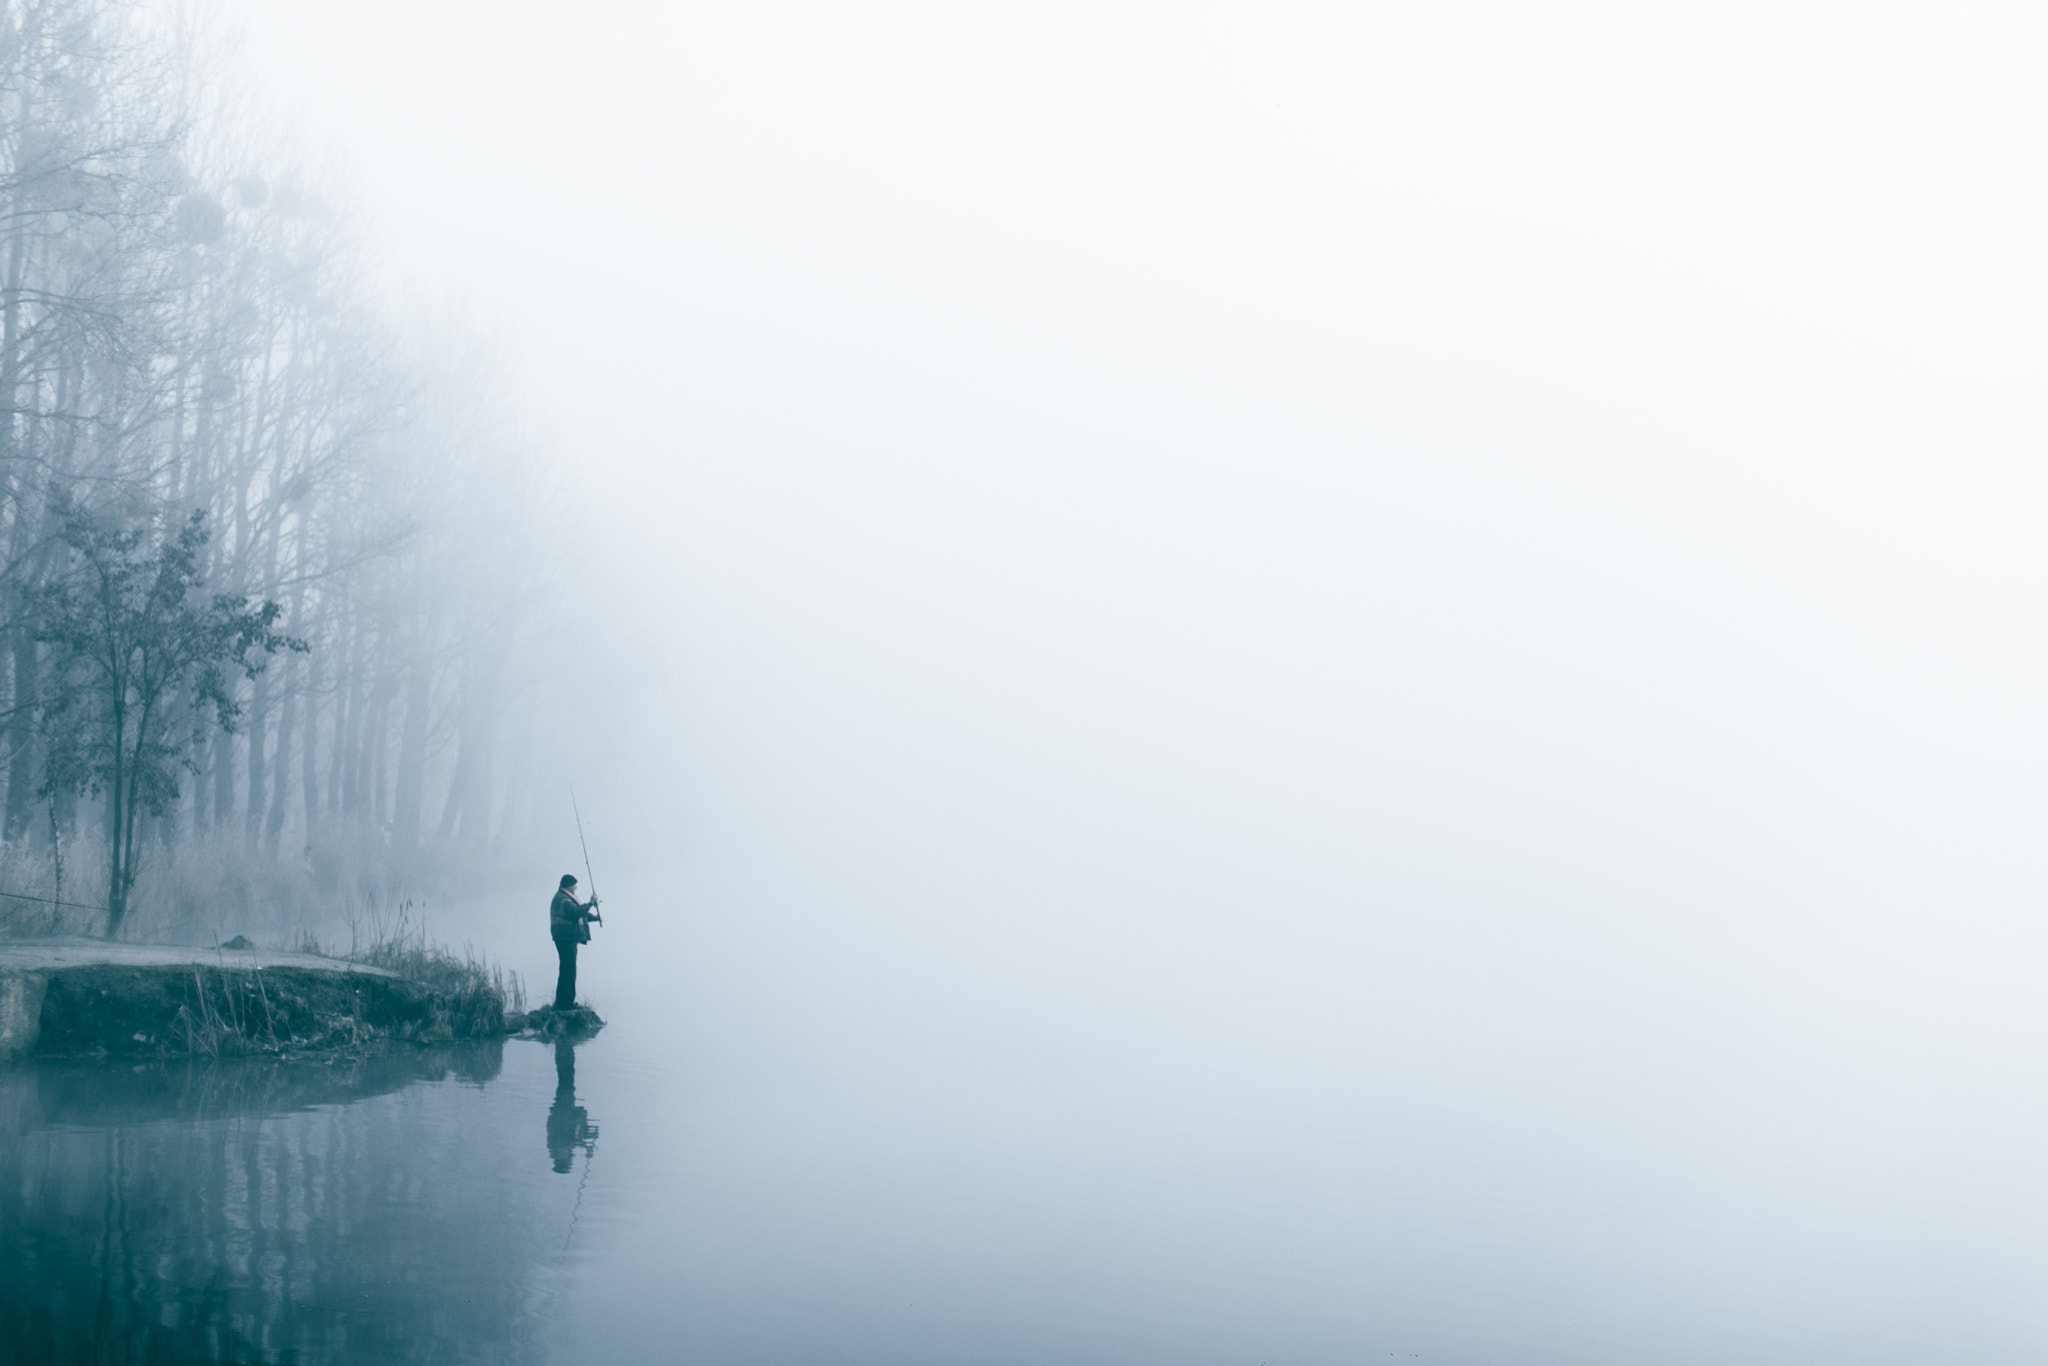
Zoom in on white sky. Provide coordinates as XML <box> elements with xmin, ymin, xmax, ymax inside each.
<box><xmin>229</xmin><ymin>0</ymin><xmax>2048</xmax><ymax>892</ymax></box>
<box><xmin>229</xmin><ymin>4</ymin><xmax>2048</xmax><ymax>1347</ymax></box>
<box><xmin>234</xmin><ymin>0</ymin><xmax>2048</xmax><ymax>966</ymax></box>
<box><xmin>239</xmin><ymin>0</ymin><xmax>2048</xmax><ymax>674</ymax></box>
<box><xmin>228</xmin><ymin>5</ymin><xmax>2048</xmax><ymax>970</ymax></box>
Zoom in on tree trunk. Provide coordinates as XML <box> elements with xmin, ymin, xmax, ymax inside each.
<box><xmin>435</xmin><ymin>721</ymin><xmax>475</xmax><ymax>842</ymax></box>
<box><xmin>0</xmin><ymin>181</ymin><xmax>27</xmax><ymax>841</ymax></box>
<box><xmin>4</xmin><ymin>627</ymin><xmax>38</xmax><ymax>840</ymax></box>
<box><xmin>105</xmin><ymin>722</ymin><xmax>129</xmax><ymax>940</ymax></box>
<box><xmin>300</xmin><ymin>621</ymin><xmax>324</xmax><ymax>849</ymax></box>
<box><xmin>391</xmin><ymin>641</ymin><xmax>432</xmax><ymax>853</ymax></box>
<box><xmin>212</xmin><ymin>685</ymin><xmax>237</xmax><ymax>834</ymax></box>
<box><xmin>438</xmin><ymin>658</ymin><xmax>500</xmax><ymax>844</ymax></box>
<box><xmin>368</xmin><ymin>674</ymin><xmax>393</xmax><ymax>829</ymax></box>
<box><xmin>263</xmin><ymin>653</ymin><xmax>297</xmax><ymax>854</ymax></box>
<box><xmin>242</xmin><ymin>669</ymin><xmax>268</xmax><ymax>850</ymax></box>
<box><xmin>360</xmin><ymin>646</ymin><xmax>398</xmax><ymax>828</ymax></box>
<box><xmin>189</xmin><ymin>687</ymin><xmax>212</xmax><ymax>839</ymax></box>
<box><xmin>327</xmin><ymin>622</ymin><xmax>353</xmax><ymax>817</ymax></box>
<box><xmin>340</xmin><ymin>644</ymin><xmax>372</xmax><ymax>819</ymax></box>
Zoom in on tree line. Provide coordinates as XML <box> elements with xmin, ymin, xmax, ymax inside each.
<box><xmin>0</xmin><ymin>0</ymin><xmax>559</xmax><ymax>936</ymax></box>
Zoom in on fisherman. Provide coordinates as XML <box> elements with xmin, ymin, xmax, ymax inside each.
<box><xmin>549</xmin><ymin>874</ymin><xmax>600</xmax><ymax>1012</ymax></box>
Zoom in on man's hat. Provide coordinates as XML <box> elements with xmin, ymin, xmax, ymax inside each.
<box><xmin>560</xmin><ymin>874</ymin><xmax>578</xmax><ymax>888</ymax></box>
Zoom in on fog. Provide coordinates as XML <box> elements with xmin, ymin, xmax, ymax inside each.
<box><xmin>213</xmin><ymin>2</ymin><xmax>2048</xmax><ymax>1358</ymax></box>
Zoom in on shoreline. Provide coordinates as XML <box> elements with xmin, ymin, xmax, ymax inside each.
<box><xmin>0</xmin><ymin>937</ymin><xmax>599</xmax><ymax>1062</ymax></box>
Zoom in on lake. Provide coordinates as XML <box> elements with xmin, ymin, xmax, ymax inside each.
<box><xmin>8</xmin><ymin>883</ymin><xmax>2048</xmax><ymax>1365</ymax></box>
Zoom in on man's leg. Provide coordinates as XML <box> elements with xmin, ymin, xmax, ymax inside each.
<box><xmin>553</xmin><ymin>935</ymin><xmax>578</xmax><ymax>1010</ymax></box>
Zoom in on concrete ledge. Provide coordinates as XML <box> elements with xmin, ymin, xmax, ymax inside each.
<box><xmin>0</xmin><ymin>937</ymin><xmax>399</xmax><ymax>977</ymax></box>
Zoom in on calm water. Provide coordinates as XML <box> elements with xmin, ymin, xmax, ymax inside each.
<box><xmin>9</xmin><ymin>901</ymin><xmax>2048</xmax><ymax>1366</ymax></box>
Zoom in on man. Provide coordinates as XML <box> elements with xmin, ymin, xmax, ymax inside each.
<box><xmin>549</xmin><ymin>874</ymin><xmax>600</xmax><ymax>1011</ymax></box>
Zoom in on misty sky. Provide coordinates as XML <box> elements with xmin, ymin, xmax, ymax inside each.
<box><xmin>234</xmin><ymin>0</ymin><xmax>2048</xmax><ymax>1013</ymax></box>
<box><xmin>235</xmin><ymin>0</ymin><xmax>2048</xmax><ymax>919</ymax></box>
<box><xmin>212</xmin><ymin>5</ymin><xmax>2048</xmax><ymax>1352</ymax></box>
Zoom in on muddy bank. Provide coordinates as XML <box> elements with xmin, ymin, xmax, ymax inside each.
<box><xmin>0</xmin><ymin>938</ymin><xmax>512</xmax><ymax>1061</ymax></box>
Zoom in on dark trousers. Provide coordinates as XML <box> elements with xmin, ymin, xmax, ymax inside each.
<box><xmin>552</xmin><ymin>933</ymin><xmax>579</xmax><ymax>1010</ymax></box>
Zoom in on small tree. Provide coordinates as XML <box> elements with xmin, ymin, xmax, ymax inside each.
<box><xmin>34</xmin><ymin>498</ymin><xmax>305</xmax><ymax>938</ymax></box>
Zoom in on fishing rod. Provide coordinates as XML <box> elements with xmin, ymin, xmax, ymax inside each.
<box><xmin>572</xmin><ymin>790</ymin><xmax>602</xmax><ymax>927</ymax></box>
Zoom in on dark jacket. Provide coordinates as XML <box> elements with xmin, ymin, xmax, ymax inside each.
<box><xmin>551</xmin><ymin>888</ymin><xmax>594</xmax><ymax>943</ymax></box>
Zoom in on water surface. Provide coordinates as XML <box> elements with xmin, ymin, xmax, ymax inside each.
<box><xmin>10</xmin><ymin>904</ymin><xmax>2048</xmax><ymax>1365</ymax></box>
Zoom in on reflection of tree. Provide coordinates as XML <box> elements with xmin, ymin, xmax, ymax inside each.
<box><xmin>546</xmin><ymin>1037</ymin><xmax>600</xmax><ymax>1175</ymax></box>
<box><xmin>0</xmin><ymin>1044</ymin><xmax>553</xmax><ymax>1364</ymax></box>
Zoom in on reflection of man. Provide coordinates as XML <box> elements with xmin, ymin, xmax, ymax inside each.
<box><xmin>546</xmin><ymin>1037</ymin><xmax>598</xmax><ymax>1174</ymax></box>
<box><xmin>549</xmin><ymin>874</ymin><xmax>599</xmax><ymax>1012</ymax></box>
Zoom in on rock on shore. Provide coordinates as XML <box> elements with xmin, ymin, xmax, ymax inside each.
<box><xmin>506</xmin><ymin>1004</ymin><xmax>606</xmax><ymax>1038</ymax></box>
